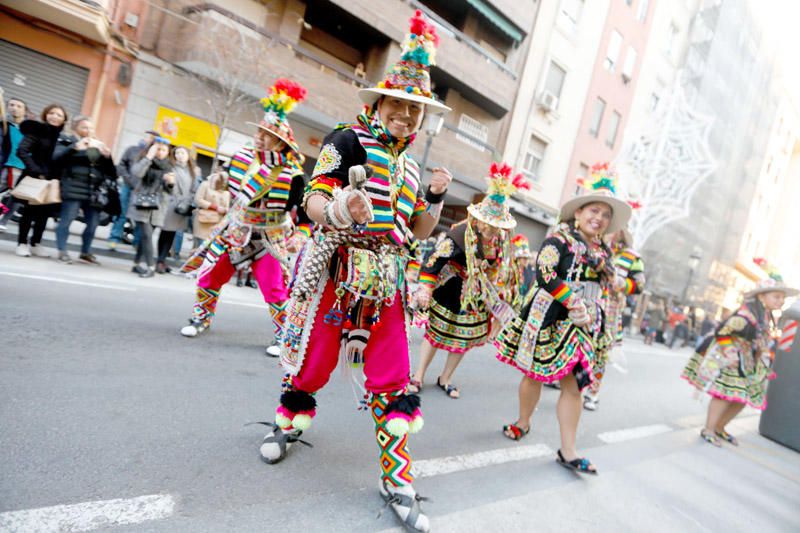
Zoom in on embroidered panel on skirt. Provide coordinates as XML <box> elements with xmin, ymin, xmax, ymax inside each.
<box><xmin>424</xmin><ymin>300</ymin><xmax>490</xmax><ymax>353</ymax></box>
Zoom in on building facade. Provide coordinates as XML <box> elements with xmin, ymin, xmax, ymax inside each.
<box><xmin>0</xmin><ymin>0</ymin><xmax>142</xmax><ymax>143</ymax></box>
<box><xmin>502</xmin><ymin>0</ymin><xmax>612</xmax><ymax>245</ymax></box>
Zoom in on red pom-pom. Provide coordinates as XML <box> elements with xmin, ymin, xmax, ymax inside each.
<box><xmin>272</xmin><ymin>78</ymin><xmax>307</xmax><ymax>103</ymax></box>
<box><xmin>409</xmin><ymin>10</ymin><xmax>428</xmax><ymax>36</ymax></box>
<box><xmin>512</xmin><ymin>173</ymin><xmax>531</xmax><ymax>191</ymax></box>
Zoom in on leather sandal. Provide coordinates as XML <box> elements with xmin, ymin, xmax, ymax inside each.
<box><xmin>700</xmin><ymin>429</ymin><xmax>722</xmax><ymax>447</ymax></box>
<box><xmin>556</xmin><ymin>449</ymin><xmax>598</xmax><ymax>475</ymax></box>
<box><xmin>436</xmin><ymin>376</ymin><xmax>459</xmax><ymax>399</ymax></box>
<box><xmin>406</xmin><ymin>379</ymin><xmax>422</xmax><ymax>394</ymax></box>
<box><xmin>715</xmin><ymin>429</ymin><xmax>739</xmax><ymax>446</ymax></box>
<box><xmin>502</xmin><ymin>422</ymin><xmax>530</xmax><ymax>441</ymax></box>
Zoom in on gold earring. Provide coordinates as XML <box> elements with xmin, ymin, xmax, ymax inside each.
<box><xmin>575</xmin><ymin>219</ymin><xmax>580</xmax><ymax>231</ymax></box>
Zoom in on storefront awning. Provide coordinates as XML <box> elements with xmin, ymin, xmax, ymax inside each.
<box><xmin>465</xmin><ymin>0</ymin><xmax>524</xmax><ymax>43</ymax></box>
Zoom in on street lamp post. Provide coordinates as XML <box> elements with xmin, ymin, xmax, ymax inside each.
<box><xmin>681</xmin><ymin>249</ymin><xmax>703</xmax><ymax>304</ymax></box>
<box><xmin>419</xmin><ymin>113</ymin><xmax>445</xmax><ymax>179</ymax></box>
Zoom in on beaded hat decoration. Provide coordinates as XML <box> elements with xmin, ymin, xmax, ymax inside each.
<box><xmin>467</xmin><ymin>162</ymin><xmax>530</xmax><ymax>230</ymax></box>
<box><xmin>560</xmin><ymin>162</ymin><xmax>632</xmax><ymax>234</ymax></box>
<box><xmin>511</xmin><ymin>234</ymin><xmax>532</xmax><ymax>259</ymax></box>
<box><xmin>246</xmin><ymin>78</ymin><xmax>307</xmax><ymax>157</ymax></box>
<box><xmin>745</xmin><ymin>258</ymin><xmax>799</xmax><ymax>298</ymax></box>
<box><xmin>358</xmin><ymin>10</ymin><xmax>450</xmax><ymax>112</ymax></box>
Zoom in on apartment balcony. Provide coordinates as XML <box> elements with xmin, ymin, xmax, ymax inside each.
<box><xmin>327</xmin><ymin>0</ymin><xmax>520</xmax><ymax>117</ymax></box>
<box><xmin>3</xmin><ymin>0</ymin><xmax>111</xmax><ymax>43</ymax></box>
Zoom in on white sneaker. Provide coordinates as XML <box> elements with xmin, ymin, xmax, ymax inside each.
<box><xmin>30</xmin><ymin>245</ymin><xmax>50</xmax><ymax>258</ymax></box>
<box><xmin>379</xmin><ymin>480</ymin><xmax>430</xmax><ymax>532</ymax></box>
<box><xmin>15</xmin><ymin>244</ymin><xmax>31</xmax><ymax>257</ymax></box>
<box><xmin>0</xmin><ymin>222</ymin><xmax>7</xmax><ymax>232</ymax></box>
<box><xmin>583</xmin><ymin>396</ymin><xmax>599</xmax><ymax>411</ymax></box>
<box><xmin>265</xmin><ymin>341</ymin><xmax>281</xmax><ymax>357</ymax></box>
<box><xmin>180</xmin><ymin>319</ymin><xmax>209</xmax><ymax>338</ymax></box>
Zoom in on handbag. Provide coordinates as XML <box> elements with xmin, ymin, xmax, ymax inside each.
<box><xmin>11</xmin><ymin>176</ymin><xmax>50</xmax><ymax>204</ymax></box>
<box><xmin>196</xmin><ymin>208</ymin><xmax>222</xmax><ymax>224</ymax></box>
<box><xmin>44</xmin><ymin>179</ymin><xmax>61</xmax><ymax>204</ymax></box>
<box><xmin>134</xmin><ymin>190</ymin><xmax>159</xmax><ymax>210</ymax></box>
<box><xmin>174</xmin><ymin>198</ymin><xmax>194</xmax><ymax>216</ymax></box>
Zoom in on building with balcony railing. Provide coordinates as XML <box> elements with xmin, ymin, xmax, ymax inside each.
<box><xmin>0</xmin><ymin>0</ymin><xmax>141</xmax><ymax>144</ymax></box>
<box><xmin>115</xmin><ymin>0</ymin><xmax>547</xmax><ymax>234</ymax></box>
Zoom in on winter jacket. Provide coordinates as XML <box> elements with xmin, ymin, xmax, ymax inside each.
<box><xmin>16</xmin><ymin>120</ymin><xmax>66</xmax><ymax>179</ymax></box>
<box><xmin>127</xmin><ymin>156</ymin><xmax>174</xmax><ymax>226</ymax></box>
<box><xmin>161</xmin><ymin>164</ymin><xmax>194</xmax><ymax>232</ymax></box>
<box><xmin>116</xmin><ymin>141</ymin><xmax>145</xmax><ymax>186</ymax></box>
<box><xmin>193</xmin><ymin>177</ymin><xmax>231</xmax><ymax>240</ymax></box>
<box><xmin>52</xmin><ymin>135</ymin><xmax>118</xmax><ymax>202</ymax></box>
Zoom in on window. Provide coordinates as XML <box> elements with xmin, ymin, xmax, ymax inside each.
<box><xmin>664</xmin><ymin>23</ymin><xmax>678</xmax><ymax>57</ymax></box>
<box><xmin>558</xmin><ymin>0</ymin><xmax>584</xmax><ymax>33</ymax></box>
<box><xmin>575</xmin><ymin>163</ymin><xmax>590</xmax><ymax>195</ymax></box>
<box><xmin>637</xmin><ymin>0</ymin><xmax>650</xmax><ymax>22</ymax></box>
<box><xmin>604</xmin><ymin>31</ymin><xmax>623</xmax><ymax>72</ymax></box>
<box><xmin>622</xmin><ymin>46</ymin><xmax>637</xmax><ymax>79</ymax></box>
<box><xmin>456</xmin><ymin>114</ymin><xmax>488</xmax><ymax>152</ymax></box>
<box><xmin>522</xmin><ymin>134</ymin><xmax>547</xmax><ymax>181</ymax></box>
<box><xmin>606</xmin><ymin>111</ymin><xmax>622</xmax><ymax>148</ymax></box>
<box><xmin>589</xmin><ymin>98</ymin><xmax>606</xmax><ymax>137</ymax></box>
<box><xmin>544</xmin><ymin>61</ymin><xmax>567</xmax><ymax>100</ymax></box>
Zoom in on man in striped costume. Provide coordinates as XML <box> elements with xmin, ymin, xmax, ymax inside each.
<box><xmin>180</xmin><ymin>80</ymin><xmax>312</xmax><ymax>358</ymax></box>
<box><xmin>256</xmin><ymin>12</ymin><xmax>451</xmax><ymax>532</ymax></box>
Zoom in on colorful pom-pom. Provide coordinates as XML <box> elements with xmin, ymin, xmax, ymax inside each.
<box><xmin>292</xmin><ymin>413</ymin><xmax>314</xmax><ymax>431</ymax></box>
<box><xmin>409</xmin><ymin>414</ymin><xmax>424</xmax><ymax>434</ymax></box>
<box><xmin>275</xmin><ymin>413</ymin><xmax>292</xmax><ymax>429</ymax></box>
<box><xmin>386</xmin><ymin>416</ymin><xmax>411</xmax><ymax>437</ymax></box>
<box><xmin>405</xmin><ymin>86</ymin><xmax>414</xmax><ymax>93</ymax></box>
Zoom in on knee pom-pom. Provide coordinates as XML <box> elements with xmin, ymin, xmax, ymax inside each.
<box><xmin>386</xmin><ymin>412</ymin><xmax>411</xmax><ymax>436</ymax></box>
<box><xmin>408</xmin><ymin>409</ymin><xmax>424</xmax><ymax>434</ymax></box>
<box><xmin>275</xmin><ymin>413</ymin><xmax>293</xmax><ymax>429</ymax></box>
<box><xmin>291</xmin><ymin>410</ymin><xmax>316</xmax><ymax>431</ymax></box>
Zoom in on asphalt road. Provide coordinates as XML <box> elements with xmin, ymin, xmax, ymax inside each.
<box><xmin>1</xmin><ymin>241</ymin><xmax>798</xmax><ymax>532</ymax></box>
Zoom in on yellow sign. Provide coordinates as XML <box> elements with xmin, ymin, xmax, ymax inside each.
<box><xmin>153</xmin><ymin>106</ymin><xmax>220</xmax><ymax>157</ymax></box>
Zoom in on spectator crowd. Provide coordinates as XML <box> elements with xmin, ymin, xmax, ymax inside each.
<box><xmin>0</xmin><ymin>94</ymin><xmax>231</xmax><ymax>279</ymax></box>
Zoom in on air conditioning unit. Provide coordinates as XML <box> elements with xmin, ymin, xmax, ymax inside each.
<box><xmin>537</xmin><ymin>90</ymin><xmax>559</xmax><ymax>112</ymax></box>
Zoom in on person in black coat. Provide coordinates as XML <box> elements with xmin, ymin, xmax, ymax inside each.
<box><xmin>15</xmin><ymin>104</ymin><xmax>68</xmax><ymax>258</ymax></box>
<box><xmin>53</xmin><ymin>115</ymin><xmax>117</xmax><ymax>264</ymax></box>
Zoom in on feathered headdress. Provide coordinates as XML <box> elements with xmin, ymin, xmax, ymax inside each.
<box><xmin>246</xmin><ymin>78</ymin><xmax>307</xmax><ymax>158</ymax></box>
<box><xmin>467</xmin><ymin>162</ymin><xmax>530</xmax><ymax>229</ymax></box>
<box><xmin>511</xmin><ymin>234</ymin><xmax>532</xmax><ymax>259</ymax></box>
<box><xmin>358</xmin><ymin>10</ymin><xmax>450</xmax><ymax>112</ymax></box>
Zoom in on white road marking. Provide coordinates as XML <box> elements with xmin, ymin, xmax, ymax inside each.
<box><xmin>226</xmin><ymin>300</ymin><xmax>268</xmax><ymax>309</ymax></box>
<box><xmin>0</xmin><ymin>271</ymin><xmax>137</xmax><ymax>292</ymax></box>
<box><xmin>0</xmin><ymin>493</ymin><xmax>176</xmax><ymax>532</ymax></box>
<box><xmin>414</xmin><ymin>443</ymin><xmax>554</xmax><ymax>478</ymax></box>
<box><xmin>597</xmin><ymin>424</ymin><xmax>673</xmax><ymax>444</ymax></box>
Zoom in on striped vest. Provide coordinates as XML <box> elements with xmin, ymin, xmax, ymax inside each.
<box><xmin>349</xmin><ymin>124</ymin><xmax>421</xmax><ymax>247</ymax></box>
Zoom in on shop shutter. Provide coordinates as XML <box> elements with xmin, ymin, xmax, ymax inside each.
<box><xmin>0</xmin><ymin>39</ymin><xmax>89</xmax><ymax>119</ymax></box>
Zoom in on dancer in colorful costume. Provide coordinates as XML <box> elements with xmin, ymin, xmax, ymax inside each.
<box><xmin>511</xmin><ymin>234</ymin><xmax>536</xmax><ymax>309</ymax></box>
<box><xmin>495</xmin><ymin>163</ymin><xmax>631</xmax><ymax>474</ymax></box>
<box><xmin>681</xmin><ymin>261</ymin><xmax>797</xmax><ymax>447</ymax></box>
<box><xmin>409</xmin><ymin>163</ymin><xmax>527</xmax><ymax>399</ymax></box>
<box><xmin>583</xmin><ymin>227</ymin><xmax>645</xmax><ymax>411</ymax></box>
<box><xmin>257</xmin><ymin>12</ymin><xmax>451</xmax><ymax>532</ymax></box>
<box><xmin>180</xmin><ymin>79</ymin><xmax>311</xmax><ymax>358</ymax></box>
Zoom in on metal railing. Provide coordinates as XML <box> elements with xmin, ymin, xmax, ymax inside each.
<box><xmin>407</xmin><ymin>0</ymin><xmax>518</xmax><ymax>79</ymax></box>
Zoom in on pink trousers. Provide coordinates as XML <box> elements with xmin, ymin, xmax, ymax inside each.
<box><xmin>291</xmin><ymin>279</ymin><xmax>410</xmax><ymax>395</ymax></box>
<box><xmin>198</xmin><ymin>252</ymin><xmax>288</xmax><ymax>303</ymax></box>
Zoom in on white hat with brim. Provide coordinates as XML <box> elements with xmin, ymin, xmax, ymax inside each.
<box><xmin>744</xmin><ymin>283</ymin><xmax>799</xmax><ymax>299</ymax></box>
<box><xmin>467</xmin><ymin>204</ymin><xmax>517</xmax><ymax>230</ymax></box>
<box><xmin>560</xmin><ymin>192</ymin><xmax>632</xmax><ymax>235</ymax></box>
<box><xmin>358</xmin><ymin>87</ymin><xmax>451</xmax><ymax>113</ymax></box>
<box><xmin>245</xmin><ymin>121</ymin><xmax>302</xmax><ymax>158</ymax></box>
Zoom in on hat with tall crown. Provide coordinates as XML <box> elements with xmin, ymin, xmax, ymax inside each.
<box><xmin>467</xmin><ymin>162</ymin><xmax>530</xmax><ymax>230</ymax></box>
<box><xmin>246</xmin><ymin>78</ymin><xmax>307</xmax><ymax>157</ymax></box>
<box><xmin>358</xmin><ymin>10</ymin><xmax>451</xmax><ymax>112</ymax></box>
<box><xmin>560</xmin><ymin>162</ymin><xmax>632</xmax><ymax>234</ymax></box>
<box><xmin>744</xmin><ymin>258</ymin><xmax>799</xmax><ymax>299</ymax></box>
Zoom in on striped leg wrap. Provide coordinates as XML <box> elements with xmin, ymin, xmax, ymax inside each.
<box><xmin>193</xmin><ymin>287</ymin><xmax>220</xmax><ymax>322</ymax></box>
<box><xmin>371</xmin><ymin>392</ymin><xmax>414</xmax><ymax>487</ymax></box>
<box><xmin>268</xmin><ymin>300</ymin><xmax>288</xmax><ymax>338</ymax></box>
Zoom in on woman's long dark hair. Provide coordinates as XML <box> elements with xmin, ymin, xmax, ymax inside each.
<box><xmin>40</xmin><ymin>104</ymin><xmax>68</xmax><ymax>126</ymax></box>
<box><xmin>171</xmin><ymin>146</ymin><xmax>198</xmax><ymax>180</ymax></box>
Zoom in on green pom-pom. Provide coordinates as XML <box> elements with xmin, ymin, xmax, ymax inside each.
<box><xmin>386</xmin><ymin>417</ymin><xmax>410</xmax><ymax>437</ymax></box>
<box><xmin>275</xmin><ymin>413</ymin><xmax>292</xmax><ymax>429</ymax></box>
<box><xmin>292</xmin><ymin>414</ymin><xmax>313</xmax><ymax>431</ymax></box>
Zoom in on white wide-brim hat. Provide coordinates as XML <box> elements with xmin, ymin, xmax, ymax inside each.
<box><xmin>560</xmin><ymin>191</ymin><xmax>632</xmax><ymax>235</ymax></box>
<box><xmin>744</xmin><ymin>280</ymin><xmax>800</xmax><ymax>299</ymax></box>
<box><xmin>358</xmin><ymin>87</ymin><xmax>451</xmax><ymax>113</ymax></box>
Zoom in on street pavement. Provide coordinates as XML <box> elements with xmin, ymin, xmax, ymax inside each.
<box><xmin>1</xmin><ymin>235</ymin><xmax>799</xmax><ymax>532</ymax></box>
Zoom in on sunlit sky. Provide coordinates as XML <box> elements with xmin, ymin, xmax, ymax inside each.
<box><xmin>754</xmin><ymin>0</ymin><xmax>800</xmax><ymax>111</ymax></box>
